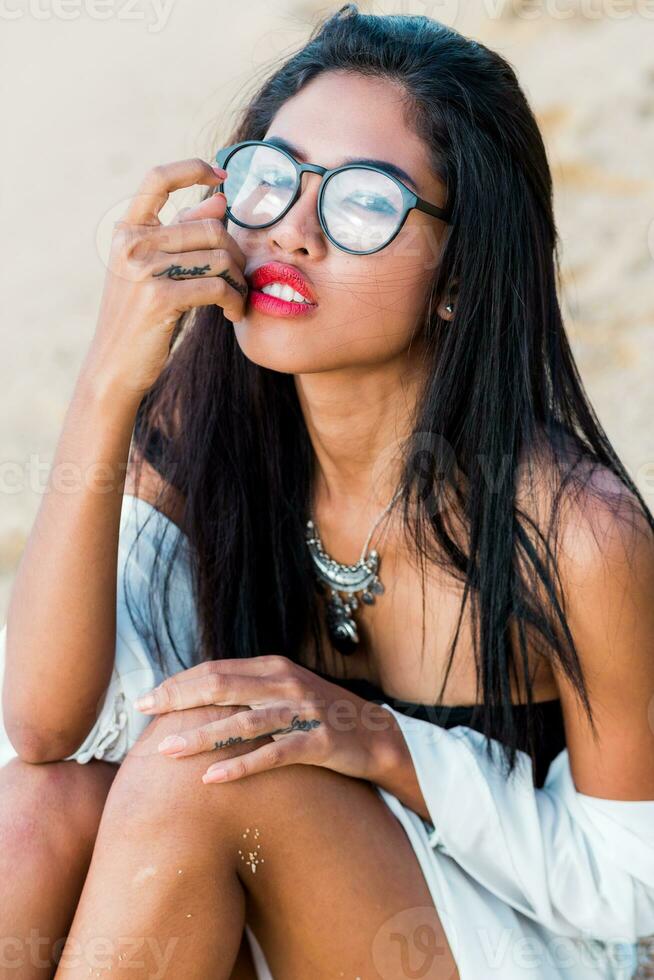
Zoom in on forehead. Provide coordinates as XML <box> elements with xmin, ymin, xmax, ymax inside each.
<box><xmin>263</xmin><ymin>71</ymin><xmax>437</xmax><ymax>197</ymax></box>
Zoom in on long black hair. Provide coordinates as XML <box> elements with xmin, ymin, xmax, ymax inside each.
<box><xmin>125</xmin><ymin>3</ymin><xmax>654</xmax><ymax>778</ymax></box>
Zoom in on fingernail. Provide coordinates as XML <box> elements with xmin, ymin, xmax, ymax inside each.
<box><xmin>212</xmin><ymin>165</ymin><xmax>227</xmax><ymax>176</ymax></box>
<box><xmin>204</xmin><ymin>767</ymin><xmax>228</xmax><ymax>781</ymax></box>
<box><xmin>158</xmin><ymin>735</ymin><xmax>187</xmax><ymax>753</ymax></box>
<box><xmin>134</xmin><ymin>693</ymin><xmax>155</xmax><ymax>710</ymax></box>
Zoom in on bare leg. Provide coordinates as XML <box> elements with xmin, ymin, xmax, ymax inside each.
<box><xmin>0</xmin><ymin>757</ymin><xmax>118</xmax><ymax>979</ymax></box>
<box><xmin>54</xmin><ymin>703</ymin><xmax>458</xmax><ymax>980</ymax></box>
<box><xmin>0</xmin><ymin>756</ymin><xmax>256</xmax><ymax>980</ymax></box>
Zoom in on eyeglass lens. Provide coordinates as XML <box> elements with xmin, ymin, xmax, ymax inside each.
<box><xmin>222</xmin><ymin>143</ymin><xmax>405</xmax><ymax>253</ymax></box>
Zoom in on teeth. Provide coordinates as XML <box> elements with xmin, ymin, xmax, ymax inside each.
<box><xmin>260</xmin><ymin>281</ymin><xmax>310</xmax><ymax>303</ymax></box>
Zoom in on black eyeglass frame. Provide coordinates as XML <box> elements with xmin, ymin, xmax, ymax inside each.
<box><xmin>214</xmin><ymin>139</ymin><xmax>453</xmax><ymax>256</ymax></box>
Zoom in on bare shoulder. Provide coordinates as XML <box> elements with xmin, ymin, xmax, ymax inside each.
<box><xmin>515</xmin><ymin>427</ymin><xmax>654</xmax><ymax>797</ymax></box>
<box><xmin>560</xmin><ymin>479</ymin><xmax>654</xmax><ymax>797</ymax></box>
<box><xmin>515</xmin><ymin>426</ymin><xmax>651</xmax><ymax>573</ymax></box>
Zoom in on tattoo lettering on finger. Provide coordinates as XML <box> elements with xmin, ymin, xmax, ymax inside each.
<box><xmin>152</xmin><ymin>263</ymin><xmax>211</xmax><ymax>279</ymax></box>
<box><xmin>218</xmin><ymin>268</ymin><xmax>248</xmax><ymax>298</ymax></box>
<box><xmin>213</xmin><ymin>714</ymin><xmax>321</xmax><ymax>750</ymax></box>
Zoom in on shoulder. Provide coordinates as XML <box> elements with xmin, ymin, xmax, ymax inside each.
<box><xmin>515</xmin><ymin>426</ymin><xmax>653</xmax><ymax>594</ymax></box>
<box><xmin>516</xmin><ymin>427</ymin><xmax>654</xmax><ymax>797</ymax></box>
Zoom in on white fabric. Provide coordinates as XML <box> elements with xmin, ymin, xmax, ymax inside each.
<box><xmin>375</xmin><ymin>709</ymin><xmax>653</xmax><ymax>978</ymax></box>
<box><xmin>1</xmin><ymin>493</ymin><xmax>651</xmax><ymax>979</ymax></box>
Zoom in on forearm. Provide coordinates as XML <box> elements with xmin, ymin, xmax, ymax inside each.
<box><xmin>2</xmin><ymin>355</ymin><xmax>143</xmax><ymax>761</ymax></box>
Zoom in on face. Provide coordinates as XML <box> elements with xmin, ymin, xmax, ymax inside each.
<box><xmin>228</xmin><ymin>70</ymin><xmax>451</xmax><ymax>375</ymax></box>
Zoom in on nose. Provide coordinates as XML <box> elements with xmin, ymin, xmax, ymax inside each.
<box><xmin>266</xmin><ymin>171</ymin><xmax>328</xmax><ymax>258</ymax></box>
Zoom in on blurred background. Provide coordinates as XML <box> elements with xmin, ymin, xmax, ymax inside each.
<box><xmin>1</xmin><ymin>0</ymin><xmax>653</xmax><ymax>623</ymax></box>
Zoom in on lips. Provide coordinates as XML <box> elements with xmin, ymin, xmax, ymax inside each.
<box><xmin>248</xmin><ymin>261</ymin><xmax>318</xmax><ymax>304</ymax></box>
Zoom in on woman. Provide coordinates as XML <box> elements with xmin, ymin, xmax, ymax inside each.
<box><xmin>1</xmin><ymin>4</ymin><xmax>653</xmax><ymax>978</ymax></box>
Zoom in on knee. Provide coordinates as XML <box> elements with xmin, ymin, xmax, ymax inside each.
<box><xmin>0</xmin><ymin>757</ymin><xmax>114</xmax><ymax>860</ymax></box>
<box><xmin>102</xmin><ymin>703</ymin><xmax>276</xmax><ymax>833</ymax></box>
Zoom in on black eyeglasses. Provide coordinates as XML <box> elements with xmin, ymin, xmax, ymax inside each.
<box><xmin>214</xmin><ymin>139</ymin><xmax>452</xmax><ymax>256</ymax></box>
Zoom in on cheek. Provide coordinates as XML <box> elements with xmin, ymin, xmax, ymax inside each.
<box><xmin>382</xmin><ymin>217</ymin><xmax>444</xmax><ymax>295</ymax></box>
<box><xmin>360</xmin><ymin>252</ymin><xmax>433</xmax><ymax>326</ymax></box>
<box><xmin>328</xmin><ymin>270</ymin><xmax>428</xmax><ymax>362</ymax></box>
<box><xmin>303</xmin><ymin>253</ymin><xmax>431</xmax><ymax>360</ymax></box>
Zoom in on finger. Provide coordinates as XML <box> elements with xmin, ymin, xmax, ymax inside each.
<box><xmin>149</xmin><ymin>248</ymin><xmax>248</xmax><ymax>295</ymax></box>
<box><xmin>201</xmin><ymin>734</ymin><xmax>309</xmax><ymax>783</ymax></box>
<box><xmin>123</xmin><ymin>157</ymin><xmax>226</xmax><ymax>227</ymax></box>
<box><xmin>157</xmin><ymin>702</ymin><xmax>322</xmax><ymax>757</ymax></box>
<box><xmin>135</xmin><ymin>655</ymin><xmax>290</xmax><ymax>712</ymax></box>
<box><xmin>152</xmin><ymin>216</ymin><xmax>247</xmax><ymax>271</ymax></box>
<box><xmin>163</xmin><ymin>270</ymin><xmax>249</xmax><ymax>323</ymax></box>
<box><xmin>173</xmin><ymin>189</ymin><xmax>227</xmax><ymax>225</ymax></box>
<box><xmin>135</xmin><ymin>668</ymin><xmax>289</xmax><ymax>714</ymax></box>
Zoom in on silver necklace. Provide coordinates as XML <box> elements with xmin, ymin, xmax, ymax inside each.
<box><xmin>305</xmin><ymin>487</ymin><xmax>402</xmax><ymax>655</ymax></box>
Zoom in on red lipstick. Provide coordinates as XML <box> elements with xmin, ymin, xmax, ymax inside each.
<box><xmin>246</xmin><ymin>261</ymin><xmax>319</xmax><ymax>318</ymax></box>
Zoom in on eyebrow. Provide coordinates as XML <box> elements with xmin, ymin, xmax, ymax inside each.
<box><xmin>265</xmin><ymin>135</ymin><xmax>420</xmax><ymax>193</ymax></box>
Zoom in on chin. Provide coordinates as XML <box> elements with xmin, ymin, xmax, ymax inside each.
<box><xmin>232</xmin><ymin>318</ymin><xmax>325</xmax><ymax>374</ymax></box>
<box><xmin>232</xmin><ymin>315</ymin><xmax>391</xmax><ymax>374</ymax></box>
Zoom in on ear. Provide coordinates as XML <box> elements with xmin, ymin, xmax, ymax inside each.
<box><xmin>438</xmin><ymin>297</ymin><xmax>456</xmax><ymax>321</ymax></box>
<box><xmin>438</xmin><ymin>279</ymin><xmax>458</xmax><ymax>321</ymax></box>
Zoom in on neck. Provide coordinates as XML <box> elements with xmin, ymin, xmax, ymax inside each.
<box><xmin>294</xmin><ymin>353</ymin><xmax>426</xmax><ymax>523</ymax></box>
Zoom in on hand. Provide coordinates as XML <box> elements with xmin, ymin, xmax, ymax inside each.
<box><xmin>133</xmin><ymin>655</ymin><xmax>393</xmax><ymax>785</ymax></box>
<box><xmin>84</xmin><ymin>157</ymin><xmax>249</xmax><ymax>398</ymax></box>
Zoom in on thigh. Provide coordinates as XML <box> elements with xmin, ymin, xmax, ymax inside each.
<box><xmin>231</xmin><ymin>762</ymin><xmax>458</xmax><ymax>980</ymax></box>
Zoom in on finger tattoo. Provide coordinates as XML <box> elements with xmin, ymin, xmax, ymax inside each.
<box><xmin>213</xmin><ymin>714</ymin><xmax>321</xmax><ymax>750</ymax></box>
<box><xmin>217</xmin><ymin>268</ymin><xmax>248</xmax><ymax>298</ymax></box>
<box><xmin>153</xmin><ymin>263</ymin><xmax>211</xmax><ymax>279</ymax></box>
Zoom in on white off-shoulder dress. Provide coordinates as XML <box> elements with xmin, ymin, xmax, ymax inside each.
<box><xmin>1</xmin><ymin>492</ymin><xmax>652</xmax><ymax>979</ymax></box>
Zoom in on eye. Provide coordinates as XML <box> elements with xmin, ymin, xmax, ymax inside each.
<box><xmin>344</xmin><ymin>193</ymin><xmax>398</xmax><ymax>215</ymax></box>
<box><xmin>257</xmin><ymin>169</ymin><xmax>295</xmax><ymax>190</ymax></box>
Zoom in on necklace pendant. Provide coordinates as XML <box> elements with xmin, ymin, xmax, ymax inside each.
<box><xmin>305</xmin><ymin>508</ymin><xmax>397</xmax><ymax>658</ymax></box>
<box><xmin>361</xmin><ymin>575</ymin><xmax>385</xmax><ymax>605</ymax></box>
<box><xmin>325</xmin><ymin>589</ymin><xmax>359</xmax><ymax>656</ymax></box>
